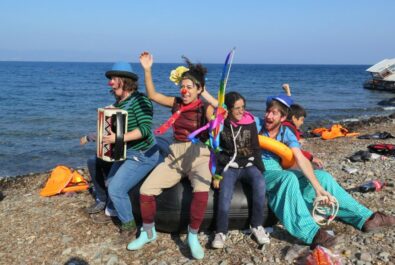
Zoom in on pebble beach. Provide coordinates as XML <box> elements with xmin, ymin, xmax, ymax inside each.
<box><xmin>1</xmin><ymin>114</ymin><xmax>394</xmax><ymax>265</ymax></box>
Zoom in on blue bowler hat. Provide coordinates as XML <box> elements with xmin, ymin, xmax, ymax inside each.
<box><xmin>266</xmin><ymin>94</ymin><xmax>293</xmax><ymax>108</ymax></box>
<box><xmin>105</xmin><ymin>62</ymin><xmax>138</xmax><ymax>81</ymax></box>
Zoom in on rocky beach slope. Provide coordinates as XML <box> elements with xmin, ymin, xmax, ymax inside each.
<box><xmin>1</xmin><ymin>115</ymin><xmax>394</xmax><ymax>265</ymax></box>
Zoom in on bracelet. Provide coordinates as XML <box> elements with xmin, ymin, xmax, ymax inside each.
<box><xmin>213</xmin><ymin>174</ymin><xmax>223</xmax><ymax>181</ymax></box>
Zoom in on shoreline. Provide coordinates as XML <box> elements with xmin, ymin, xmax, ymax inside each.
<box><xmin>0</xmin><ymin>114</ymin><xmax>394</xmax><ymax>264</ymax></box>
<box><xmin>1</xmin><ymin>112</ymin><xmax>394</xmax><ymax>180</ymax></box>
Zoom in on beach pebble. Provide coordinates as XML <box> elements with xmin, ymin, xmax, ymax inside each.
<box><xmin>62</xmin><ymin>248</ymin><xmax>72</xmax><ymax>256</ymax></box>
<box><xmin>357</xmin><ymin>252</ymin><xmax>372</xmax><ymax>262</ymax></box>
<box><xmin>284</xmin><ymin>245</ymin><xmax>307</xmax><ymax>262</ymax></box>
<box><xmin>106</xmin><ymin>255</ymin><xmax>118</xmax><ymax>265</ymax></box>
<box><xmin>342</xmin><ymin>249</ymin><xmax>352</xmax><ymax>257</ymax></box>
<box><xmin>378</xmin><ymin>251</ymin><xmax>390</xmax><ymax>262</ymax></box>
<box><xmin>342</xmin><ymin>166</ymin><xmax>358</xmax><ymax>174</ymax></box>
<box><xmin>148</xmin><ymin>259</ymin><xmax>158</xmax><ymax>265</ymax></box>
<box><xmin>62</xmin><ymin>235</ymin><xmax>73</xmax><ymax>244</ymax></box>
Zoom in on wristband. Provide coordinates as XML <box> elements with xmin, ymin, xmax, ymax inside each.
<box><xmin>213</xmin><ymin>174</ymin><xmax>223</xmax><ymax>181</ymax></box>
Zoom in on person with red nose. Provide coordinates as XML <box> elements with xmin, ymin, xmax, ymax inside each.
<box><xmin>127</xmin><ymin>52</ymin><xmax>214</xmax><ymax>260</ymax></box>
<box><xmin>256</xmin><ymin>95</ymin><xmax>395</xmax><ymax>250</ymax></box>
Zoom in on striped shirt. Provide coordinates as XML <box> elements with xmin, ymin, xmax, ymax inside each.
<box><xmin>114</xmin><ymin>91</ymin><xmax>154</xmax><ymax>151</ymax></box>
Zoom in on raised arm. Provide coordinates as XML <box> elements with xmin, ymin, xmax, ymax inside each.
<box><xmin>201</xmin><ymin>88</ymin><xmax>218</xmax><ymax>108</ymax></box>
<box><xmin>282</xmin><ymin>83</ymin><xmax>291</xmax><ymax>96</ymax></box>
<box><xmin>139</xmin><ymin>51</ymin><xmax>174</xmax><ymax>108</ymax></box>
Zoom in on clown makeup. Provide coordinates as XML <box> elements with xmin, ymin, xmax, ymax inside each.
<box><xmin>179</xmin><ymin>79</ymin><xmax>202</xmax><ymax>105</ymax></box>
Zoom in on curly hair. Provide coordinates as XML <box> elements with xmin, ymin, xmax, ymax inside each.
<box><xmin>181</xmin><ymin>56</ymin><xmax>207</xmax><ymax>89</ymax></box>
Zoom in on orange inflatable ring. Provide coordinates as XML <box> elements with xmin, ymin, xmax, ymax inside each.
<box><xmin>258</xmin><ymin>135</ymin><xmax>295</xmax><ymax>169</ymax></box>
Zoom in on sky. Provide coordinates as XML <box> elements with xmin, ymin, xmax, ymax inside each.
<box><xmin>0</xmin><ymin>0</ymin><xmax>394</xmax><ymax>64</ymax></box>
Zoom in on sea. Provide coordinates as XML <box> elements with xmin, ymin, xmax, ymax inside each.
<box><xmin>1</xmin><ymin>61</ymin><xmax>394</xmax><ymax>177</ymax></box>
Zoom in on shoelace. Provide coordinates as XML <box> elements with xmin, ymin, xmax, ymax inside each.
<box><xmin>251</xmin><ymin>226</ymin><xmax>268</xmax><ymax>237</ymax></box>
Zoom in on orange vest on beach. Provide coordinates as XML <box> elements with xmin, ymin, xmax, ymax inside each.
<box><xmin>40</xmin><ymin>165</ymin><xmax>89</xmax><ymax>197</ymax></box>
<box><xmin>311</xmin><ymin>124</ymin><xmax>359</xmax><ymax>140</ymax></box>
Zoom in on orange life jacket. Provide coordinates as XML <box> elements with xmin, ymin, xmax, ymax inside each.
<box><xmin>40</xmin><ymin>165</ymin><xmax>89</xmax><ymax>197</ymax></box>
<box><xmin>311</xmin><ymin>124</ymin><xmax>359</xmax><ymax>140</ymax></box>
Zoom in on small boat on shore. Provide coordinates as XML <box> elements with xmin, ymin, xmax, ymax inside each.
<box><xmin>363</xmin><ymin>58</ymin><xmax>395</xmax><ymax>92</ymax></box>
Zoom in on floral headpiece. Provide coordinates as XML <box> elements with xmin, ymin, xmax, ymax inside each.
<box><xmin>169</xmin><ymin>66</ymin><xmax>189</xmax><ymax>85</ymax></box>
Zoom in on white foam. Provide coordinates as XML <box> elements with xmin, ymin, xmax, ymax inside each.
<box><xmin>341</xmin><ymin>118</ymin><xmax>360</xmax><ymax>122</ymax></box>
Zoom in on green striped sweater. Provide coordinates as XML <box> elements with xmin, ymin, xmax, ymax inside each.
<box><xmin>114</xmin><ymin>91</ymin><xmax>154</xmax><ymax>151</ymax></box>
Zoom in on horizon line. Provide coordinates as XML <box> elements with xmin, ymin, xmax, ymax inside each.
<box><xmin>0</xmin><ymin>60</ymin><xmax>371</xmax><ymax>66</ymax></box>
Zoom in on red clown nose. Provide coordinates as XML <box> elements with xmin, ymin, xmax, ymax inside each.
<box><xmin>108</xmin><ymin>80</ymin><xmax>114</xmax><ymax>86</ymax></box>
<box><xmin>181</xmin><ymin>88</ymin><xmax>188</xmax><ymax>95</ymax></box>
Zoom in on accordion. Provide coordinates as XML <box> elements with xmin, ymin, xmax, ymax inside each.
<box><xmin>97</xmin><ymin>108</ymin><xmax>128</xmax><ymax>162</ymax></box>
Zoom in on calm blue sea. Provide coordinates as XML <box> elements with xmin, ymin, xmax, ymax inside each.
<box><xmin>0</xmin><ymin>61</ymin><xmax>394</xmax><ymax>177</ymax></box>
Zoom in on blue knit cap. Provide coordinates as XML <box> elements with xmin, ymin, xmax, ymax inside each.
<box><xmin>105</xmin><ymin>62</ymin><xmax>138</xmax><ymax>81</ymax></box>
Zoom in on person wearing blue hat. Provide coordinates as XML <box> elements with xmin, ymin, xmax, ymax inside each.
<box><xmin>87</xmin><ymin>61</ymin><xmax>161</xmax><ymax>243</ymax></box>
<box><xmin>255</xmin><ymin>95</ymin><xmax>395</xmax><ymax>250</ymax></box>
<box><xmin>105</xmin><ymin>62</ymin><xmax>139</xmax><ymax>81</ymax></box>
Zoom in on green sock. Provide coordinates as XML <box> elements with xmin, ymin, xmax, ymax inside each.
<box><xmin>121</xmin><ymin>220</ymin><xmax>136</xmax><ymax>231</ymax></box>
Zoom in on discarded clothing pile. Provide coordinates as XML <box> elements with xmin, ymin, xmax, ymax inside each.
<box><xmin>368</xmin><ymin>143</ymin><xmax>395</xmax><ymax>157</ymax></box>
<box><xmin>310</xmin><ymin>124</ymin><xmax>359</xmax><ymax>140</ymax></box>
<box><xmin>349</xmin><ymin>144</ymin><xmax>395</xmax><ymax>162</ymax></box>
<box><xmin>357</xmin><ymin>131</ymin><xmax>394</xmax><ymax>140</ymax></box>
<box><xmin>349</xmin><ymin>150</ymin><xmax>372</xmax><ymax>162</ymax></box>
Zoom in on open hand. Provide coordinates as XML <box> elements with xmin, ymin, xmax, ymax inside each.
<box><xmin>140</xmin><ymin>51</ymin><xmax>153</xmax><ymax>70</ymax></box>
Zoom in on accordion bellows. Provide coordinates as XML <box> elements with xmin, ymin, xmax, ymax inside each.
<box><xmin>97</xmin><ymin>108</ymin><xmax>128</xmax><ymax>162</ymax></box>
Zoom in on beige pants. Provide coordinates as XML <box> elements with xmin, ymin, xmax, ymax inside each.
<box><xmin>140</xmin><ymin>141</ymin><xmax>212</xmax><ymax>195</ymax></box>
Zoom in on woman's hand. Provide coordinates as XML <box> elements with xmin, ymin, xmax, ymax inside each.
<box><xmin>312</xmin><ymin>157</ymin><xmax>324</xmax><ymax>169</ymax></box>
<box><xmin>315</xmin><ymin>188</ymin><xmax>336</xmax><ymax>205</ymax></box>
<box><xmin>140</xmin><ymin>51</ymin><xmax>153</xmax><ymax>70</ymax></box>
<box><xmin>223</xmin><ymin>108</ymin><xmax>229</xmax><ymax>120</ymax></box>
<box><xmin>102</xmin><ymin>130</ymin><xmax>116</xmax><ymax>144</ymax></box>
<box><xmin>80</xmin><ymin>136</ymin><xmax>88</xmax><ymax>145</ymax></box>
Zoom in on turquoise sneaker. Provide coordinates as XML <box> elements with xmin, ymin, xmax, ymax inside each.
<box><xmin>127</xmin><ymin>227</ymin><xmax>157</xmax><ymax>250</ymax></box>
<box><xmin>187</xmin><ymin>232</ymin><xmax>204</xmax><ymax>260</ymax></box>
